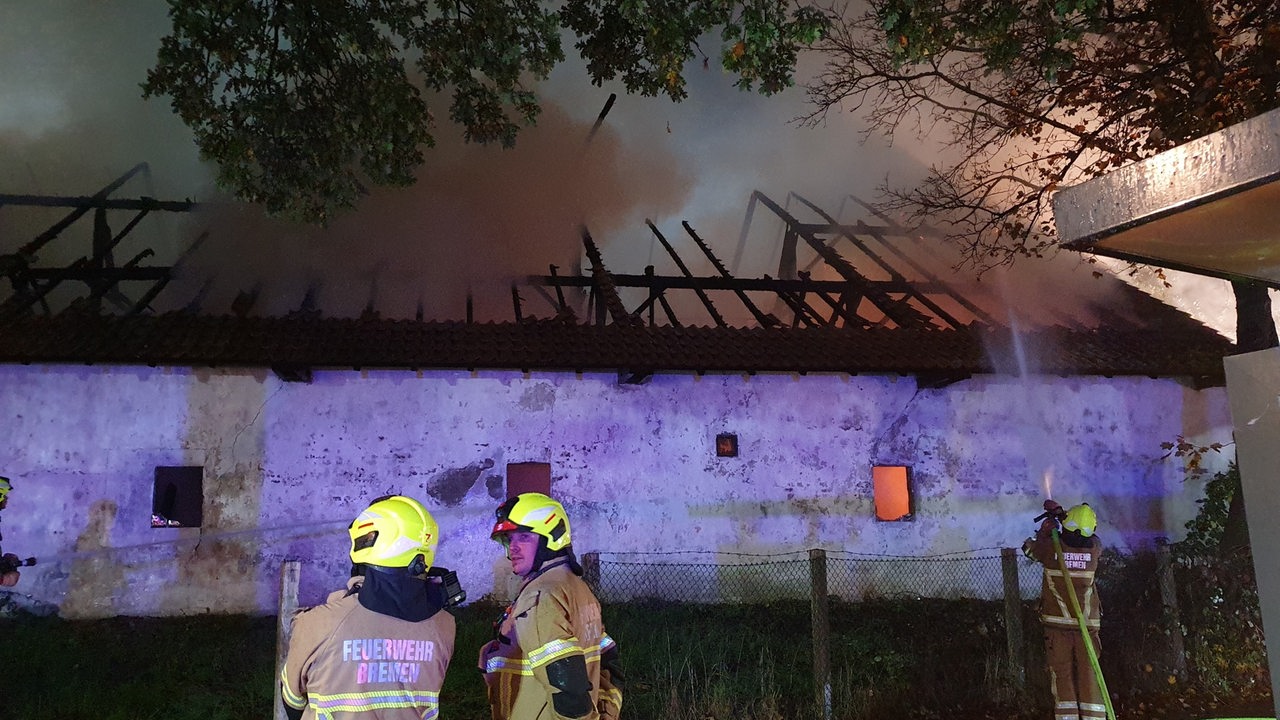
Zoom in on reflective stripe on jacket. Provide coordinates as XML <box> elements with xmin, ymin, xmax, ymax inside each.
<box><xmin>1025</xmin><ymin>530</ymin><xmax>1103</xmax><ymax>630</ymax></box>
<box><xmin>282</xmin><ymin>577</ymin><xmax>456</xmax><ymax>720</ymax></box>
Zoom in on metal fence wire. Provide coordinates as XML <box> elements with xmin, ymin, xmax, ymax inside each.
<box><xmin>586</xmin><ymin>548</ymin><xmax>1037</xmax><ymax>604</ymax></box>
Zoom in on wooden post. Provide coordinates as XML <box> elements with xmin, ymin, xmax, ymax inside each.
<box><xmin>809</xmin><ymin>548</ymin><xmax>832</xmax><ymax>720</ymax></box>
<box><xmin>1001</xmin><ymin>547</ymin><xmax>1026</xmax><ymax>690</ymax></box>
<box><xmin>582</xmin><ymin>552</ymin><xmax>601</xmax><ymax>594</ymax></box>
<box><xmin>274</xmin><ymin>560</ymin><xmax>301</xmax><ymax>720</ymax></box>
<box><xmin>1155</xmin><ymin>539</ymin><xmax>1188</xmax><ymax>679</ymax></box>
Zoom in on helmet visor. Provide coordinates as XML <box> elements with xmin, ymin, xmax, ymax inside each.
<box><xmin>490</xmin><ymin>518</ymin><xmax>523</xmax><ymax>539</ymax></box>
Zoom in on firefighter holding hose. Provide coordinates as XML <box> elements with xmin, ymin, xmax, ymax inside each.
<box><xmin>1022</xmin><ymin>499</ymin><xmax>1110</xmax><ymax>720</ymax></box>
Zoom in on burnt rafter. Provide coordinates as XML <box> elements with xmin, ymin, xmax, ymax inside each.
<box><xmin>787</xmin><ymin>192</ymin><xmax>986</xmax><ymax>329</ymax></box>
<box><xmin>749</xmin><ymin>192</ymin><xmax>937</xmax><ymax>330</ymax></box>
<box><xmin>0</xmin><ymin>162</ymin><xmax>196</xmax><ymax>317</ymax></box>
<box><xmin>646</xmin><ymin>219</ymin><xmax>726</xmax><ymax>328</ymax></box>
<box><xmin>581</xmin><ymin>228</ymin><xmax>642</xmax><ymax>327</ymax></box>
<box><xmin>524</xmin><ymin>191</ymin><xmax>996</xmax><ymax>330</ymax></box>
<box><xmin>681</xmin><ymin>221</ymin><xmax>780</xmax><ymax>328</ymax></box>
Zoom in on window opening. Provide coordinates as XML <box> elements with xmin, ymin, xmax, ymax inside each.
<box><xmin>152</xmin><ymin>466</ymin><xmax>203</xmax><ymax>527</ymax></box>
<box><xmin>872</xmin><ymin>465</ymin><xmax>913</xmax><ymax>521</ymax></box>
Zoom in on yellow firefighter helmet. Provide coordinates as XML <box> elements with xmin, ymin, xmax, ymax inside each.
<box><xmin>490</xmin><ymin>492</ymin><xmax>572</xmax><ymax>552</ymax></box>
<box><xmin>1062</xmin><ymin>503</ymin><xmax>1097</xmax><ymax>538</ymax></box>
<box><xmin>348</xmin><ymin>495</ymin><xmax>438</xmax><ymax>571</ymax></box>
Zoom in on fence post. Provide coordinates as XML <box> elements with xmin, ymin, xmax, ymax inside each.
<box><xmin>1001</xmin><ymin>547</ymin><xmax>1026</xmax><ymax>690</ymax></box>
<box><xmin>274</xmin><ymin>560</ymin><xmax>301</xmax><ymax>720</ymax></box>
<box><xmin>809</xmin><ymin>548</ymin><xmax>832</xmax><ymax>720</ymax></box>
<box><xmin>1155</xmin><ymin>539</ymin><xmax>1188</xmax><ymax>680</ymax></box>
<box><xmin>582</xmin><ymin>552</ymin><xmax>601</xmax><ymax>594</ymax></box>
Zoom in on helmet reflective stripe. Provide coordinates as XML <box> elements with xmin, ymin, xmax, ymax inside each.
<box><xmin>348</xmin><ymin>495</ymin><xmax>439</xmax><ymax>569</ymax></box>
<box><xmin>490</xmin><ymin>492</ymin><xmax>572</xmax><ymax>552</ymax></box>
<box><xmin>1062</xmin><ymin>503</ymin><xmax>1098</xmax><ymax>538</ymax></box>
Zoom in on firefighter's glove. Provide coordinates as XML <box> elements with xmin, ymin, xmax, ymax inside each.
<box><xmin>1042</xmin><ymin>499</ymin><xmax>1065</xmax><ymax>519</ymax></box>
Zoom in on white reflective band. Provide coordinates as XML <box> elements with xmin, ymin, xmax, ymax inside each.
<box><xmin>485</xmin><ymin>655</ymin><xmax>533</xmax><ymax>675</ymax></box>
<box><xmin>527</xmin><ymin>637</ymin><xmax>581</xmax><ymax>668</ymax></box>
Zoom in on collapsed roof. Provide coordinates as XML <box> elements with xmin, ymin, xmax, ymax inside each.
<box><xmin>0</xmin><ymin>164</ymin><xmax>1235</xmax><ymax>386</ymax></box>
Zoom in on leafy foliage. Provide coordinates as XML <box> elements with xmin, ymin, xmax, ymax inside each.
<box><xmin>1170</xmin><ymin>463</ymin><xmax>1270</xmax><ymax>695</ymax></box>
<box><xmin>805</xmin><ymin>0</ymin><xmax>1280</xmax><ymax>269</ymax></box>
<box><xmin>1159</xmin><ymin>434</ymin><xmax>1229</xmax><ymax>480</ymax></box>
<box><xmin>143</xmin><ymin>0</ymin><xmax>831</xmax><ymax>223</ymax></box>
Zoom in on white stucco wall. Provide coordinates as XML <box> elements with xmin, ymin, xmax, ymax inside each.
<box><xmin>0</xmin><ymin>363</ymin><xmax>1232</xmax><ymax>618</ymax></box>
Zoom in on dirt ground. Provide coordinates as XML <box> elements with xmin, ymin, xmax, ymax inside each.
<box><xmin>1112</xmin><ymin>694</ymin><xmax>1275</xmax><ymax>720</ymax></box>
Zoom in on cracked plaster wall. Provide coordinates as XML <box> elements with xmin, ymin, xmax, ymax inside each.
<box><xmin>0</xmin><ymin>364</ymin><xmax>1231</xmax><ymax>617</ymax></box>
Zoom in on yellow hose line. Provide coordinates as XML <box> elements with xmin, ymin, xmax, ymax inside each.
<box><xmin>1052</xmin><ymin>529</ymin><xmax>1118</xmax><ymax>720</ymax></box>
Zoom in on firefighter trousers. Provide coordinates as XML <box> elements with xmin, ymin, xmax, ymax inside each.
<box><xmin>1045</xmin><ymin>626</ymin><xmax>1106</xmax><ymax>720</ymax></box>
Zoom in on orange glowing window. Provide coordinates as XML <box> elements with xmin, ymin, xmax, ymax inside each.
<box><xmin>872</xmin><ymin>466</ymin><xmax>913</xmax><ymax>521</ymax></box>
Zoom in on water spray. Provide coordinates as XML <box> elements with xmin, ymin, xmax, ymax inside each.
<box><xmin>18</xmin><ymin>518</ymin><xmax>348</xmax><ymax>567</ymax></box>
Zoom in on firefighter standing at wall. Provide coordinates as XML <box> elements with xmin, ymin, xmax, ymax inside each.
<box><xmin>1022</xmin><ymin>499</ymin><xmax>1107</xmax><ymax>720</ymax></box>
<box><xmin>281</xmin><ymin>495</ymin><xmax>456</xmax><ymax>720</ymax></box>
<box><xmin>480</xmin><ymin>492</ymin><xmax>623</xmax><ymax>720</ymax></box>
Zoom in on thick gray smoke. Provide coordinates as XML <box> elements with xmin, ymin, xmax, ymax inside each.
<box><xmin>0</xmin><ymin>3</ymin><xmax>1247</xmax><ymax>332</ymax></box>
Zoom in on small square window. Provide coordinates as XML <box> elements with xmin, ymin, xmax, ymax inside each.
<box><xmin>506</xmin><ymin>462</ymin><xmax>551</xmax><ymax>498</ymax></box>
<box><xmin>872</xmin><ymin>465</ymin><xmax>913</xmax><ymax>521</ymax></box>
<box><xmin>153</xmin><ymin>466</ymin><xmax>203</xmax><ymax>528</ymax></box>
<box><xmin>715</xmin><ymin>433</ymin><xmax>739</xmax><ymax>457</ymax></box>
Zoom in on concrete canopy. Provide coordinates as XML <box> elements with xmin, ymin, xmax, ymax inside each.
<box><xmin>1053</xmin><ymin>106</ymin><xmax>1280</xmax><ymax>288</ymax></box>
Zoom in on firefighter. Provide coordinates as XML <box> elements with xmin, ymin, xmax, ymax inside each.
<box><xmin>281</xmin><ymin>495</ymin><xmax>456</xmax><ymax>720</ymax></box>
<box><xmin>1022</xmin><ymin>499</ymin><xmax>1106</xmax><ymax>720</ymax></box>
<box><xmin>0</xmin><ymin>476</ymin><xmax>20</xmax><ymax>587</ymax></box>
<box><xmin>479</xmin><ymin>492</ymin><xmax>622</xmax><ymax>720</ymax></box>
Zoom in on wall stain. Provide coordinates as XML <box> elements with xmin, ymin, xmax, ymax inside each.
<box><xmin>427</xmin><ymin>459</ymin><xmax>495</xmax><ymax>506</ymax></box>
<box><xmin>485</xmin><ymin>474</ymin><xmax>504</xmax><ymax>500</ymax></box>
<box><xmin>518</xmin><ymin>383</ymin><xmax>556</xmax><ymax>411</ymax></box>
<box><xmin>62</xmin><ymin>500</ymin><xmax>121</xmax><ymax>618</ymax></box>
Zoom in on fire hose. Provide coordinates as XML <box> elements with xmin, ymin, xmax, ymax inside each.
<box><xmin>1051</xmin><ymin>529</ymin><xmax>1117</xmax><ymax>720</ymax></box>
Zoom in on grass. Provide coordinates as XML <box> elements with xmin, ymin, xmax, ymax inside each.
<box><xmin>0</xmin><ymin>590</ymin><xmax>1269</xmax><ymax>720</ymax></box>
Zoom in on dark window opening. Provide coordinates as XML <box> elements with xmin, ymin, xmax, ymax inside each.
<box><xmin>506</xmin><ymin>462</ymin><xmax>551</xmax><ymax>499</ymax></box>
<box><xmin>153</xmin><ymin>466</ymin><xmax>203</xmax><ymax>528</ymax></box>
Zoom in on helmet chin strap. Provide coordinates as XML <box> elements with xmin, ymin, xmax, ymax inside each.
<box><xmin>528</xmin><ymin>542</ymin><xmax>583</xmax><ymax>577</ymax></box>
<box><xmin>529</xmin><ymin>538</ymin><xmax>562</xmax><ymax>574</ymax></box>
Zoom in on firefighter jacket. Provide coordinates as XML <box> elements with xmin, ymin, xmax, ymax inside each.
<box><xmin>1024</xmin><ymin>527</ymin><xmax>1102</xmax><ymax>630</ymax></box>
<box><xmin>282</xmin><ymin>576</ymin><xmax>456</xmax><ymax>720</ymax></box>
<box><xmin>480</xmin><ymin>558</ymin><xmax>622</xmax><ymax>720</ymax></box>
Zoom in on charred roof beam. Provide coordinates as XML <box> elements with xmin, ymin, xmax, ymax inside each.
<box><xmin>789</xmin><ymin>193</ymin><xmax>973</xmax><ymax>331</ymax></box>
<box><xmin>751</xmin><ymin>191</ymin><xmax>936</xmax><ymax>330</ymax></box>
<box><xmin>528</xmin><ymin>273</ymin><xmax>931</xmax><ymax>293</ymax></box>
<box><xmin>646</xmin><ymin>220</ymin><xmax>726</xmax><ymax>328</ymax></box>
<box><xmin>581</xmin><ymin>229</ymin><xmax>641</xmax><ymax>327</ymax></box>
<box><xmin>682</xmin><ymin>221</ymin><xmax>779</xmax><ymax>328</ymax></box>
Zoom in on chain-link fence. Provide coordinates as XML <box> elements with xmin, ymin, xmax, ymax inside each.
<box><xmin>576</xmin><ymin>546</ymin><xmax>1236</xmax><ymax>720</ymax></box>
<box><xmin>585</xmin><ymin>547</ymin><xmax>1037</xmax><ymax>604</ymax></box>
